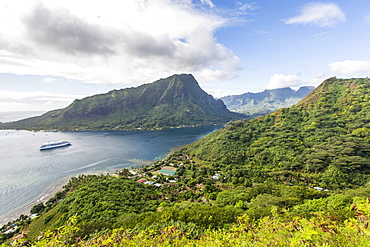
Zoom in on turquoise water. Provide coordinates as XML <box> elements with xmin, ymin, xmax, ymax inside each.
<box><xmin>0</xmin><ymin>125</ymin><xmax>221</xmax><ymax>224</ymax></box>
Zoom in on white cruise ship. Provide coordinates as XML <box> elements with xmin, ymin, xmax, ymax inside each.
<box><xmin>39</xmin><ymin>140</ymin><xmax>72</xmax><ymax>150</ymax></box>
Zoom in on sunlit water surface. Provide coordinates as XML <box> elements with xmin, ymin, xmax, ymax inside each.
<box><xmin>0</xmin><ymin>125</ymin><xmax>221</xmax><ymax>224</ymax></box>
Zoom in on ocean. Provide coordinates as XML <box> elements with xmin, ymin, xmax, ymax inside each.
<box><xmin>0</xmin><ymin>125</ymin><xmax>222</xmax><ymax>225</ymax></box>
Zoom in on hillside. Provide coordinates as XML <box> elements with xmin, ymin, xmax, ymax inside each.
<box><xmin>2</xmin><ymin>77</ymin><xmax>370</xmax><ymax>246</ymax></box>
<box><xmin>183</xmin><ymin>77</ymin><xmax>370</xmax><ymax>188</ymax></box>
<box><xmin>221</xmin><ymin>86</ymin><xmax>314</xmax><ymax>117</ymax></box>
<box><xmin>2</xmin><ymin>74</ymin><xmax>243</xmax><ymax>131</ymax></box>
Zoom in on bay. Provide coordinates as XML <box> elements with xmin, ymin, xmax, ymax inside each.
<box><xmin>0</xmin><ymin>125</ymin><xmax>222</xmax><ymax>225</ymax></box>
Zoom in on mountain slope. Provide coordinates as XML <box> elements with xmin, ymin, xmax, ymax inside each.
<box><xmin>4</xmin><ymin>77</ymin><xmax>370</xmax><ymax>246</ymax></box>
<box><xmin>182</xmin><ymin>77</ymin><xmax>370</xmax><ymax>189</ymax></box>
<box><xmin>221</xmin><ymin>86</ymin><xmax>315</xmax><ymax>117</ymax></box>
<box><xmin>3</xmin><ymin>74</ymin><xmax>243</xmax><ymax>130</ymax></box>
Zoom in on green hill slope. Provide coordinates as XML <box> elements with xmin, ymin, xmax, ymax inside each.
<box><xmin>2</xmin><ymin>74</ymin><xmax>243</xmax><ymax>131</ymax></box>
<box><xmin>221</xmin><ymin>86</ymin><xmax>315</xmax><ymax>117</ymax></box>
<box><xmin>3</xmin><ymin>77</ymin><xmax>370</xmax><ymax>246</ymax></box>
<box><xmin>182</xmin><ymin>77</ymin><xmax>370</xmax><ymax>188</ymax></box>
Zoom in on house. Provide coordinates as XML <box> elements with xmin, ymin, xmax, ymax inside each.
<box><xmin>129</xmin><ymin>170</ymin><xmax>137</xmax><ymax>175</ymax></box>
<box><xmin>136</xmin><ymin>179</ymin><xmax>146</xmax><ymax>183</ymax></box>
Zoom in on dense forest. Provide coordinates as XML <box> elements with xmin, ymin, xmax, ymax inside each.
<box><xmin>184</xmin><ymin>77</ymin><xmax>370</xmax><ymax>189</ymax></box>
<box><xmin>2</xmin><ymin>77</ymin><xmax>370</xmax><ymax>246</ymax></box>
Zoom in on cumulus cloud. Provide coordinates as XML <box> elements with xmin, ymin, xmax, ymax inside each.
<box><xmin>24</xmin><ymin>4</ymin><xmax>117</xmax><ymax>56</ymax></box>
<box><xmin>266</xmin><ymin>74</ymin><xmax>303</xmax><ymax>89</ymax></box>
<box><xmin>283</xmin><ymin>2</ymin><xmax>346</xmax><ymax>27</ymax></box>
<box><xmin>328</xmin><ymin>60</ymin><xmax>370</xmax><ymax>77</ymax></box>
<box><xmin>0</xmin><ymin>0</ymin><xmax>242</xmax><ymax>85</ymax></box>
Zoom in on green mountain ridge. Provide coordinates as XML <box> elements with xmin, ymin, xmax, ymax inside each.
<box><xmin>182</xmin><ymin>77</ymin><xmax>370</xmax><ymax>188</ymax></box>
<box><xmin>221</xmin><ymin>86</ymin><xmax>315</xmax><ymax>117</ymax></box>
<box><xmin>1</xmin><ymin>74</ymin><xmax>243</xmax><ymax>131</ymax></box>
<box><xmin>3</xmin><ymin>77</ymin><xmax>370</xmax><ymax>246</ymax></box>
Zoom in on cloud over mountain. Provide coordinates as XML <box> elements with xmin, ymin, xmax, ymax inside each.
<box><xmin>0</xmin><ymin>0</ymin><xmax>241</xmax><ymax>86</ymax></box>
<box><xmin>266</xmin><ymin>74</ymin><xmax>302</xmax><ymax>89</ymax></box>
<box><xmin>329</xmin><ymin>60</ymin><xmax>370</xmax><ymax>77</ymax></box>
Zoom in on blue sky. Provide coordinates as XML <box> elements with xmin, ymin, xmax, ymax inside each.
<box><xmin>0</xmin><ymin>0</ymin><xmax>369</xmax><ymax>113</ymax></box>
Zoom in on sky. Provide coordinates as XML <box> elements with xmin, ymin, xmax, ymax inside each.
<box><xmin>0</xmin><ymin>0</ymin><xmax>370</xmax><ymax>114</ymax></box>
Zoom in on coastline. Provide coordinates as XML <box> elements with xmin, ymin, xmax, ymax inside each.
<box><xmin>0</xmin><ymin>176</ymin><xmax>71</xmax><ymax>227</ymax></box>
<box><xmin>0</xmin><ymin>126</ymin><xmax>213</xmax><ymax>228</ymax></box>
<box><xmin>0</xmin><ymin>163</ymin><xmax>149</xmax><ymax>227</ymax></box>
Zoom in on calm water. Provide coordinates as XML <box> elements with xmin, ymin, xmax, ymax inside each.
<box><xmin>0</xmin><ymin>125</ymin><xmax>221</xmax><ymax>224</ymax></box>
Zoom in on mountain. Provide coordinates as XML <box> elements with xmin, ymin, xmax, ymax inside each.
<box><xmin>181</xmin><ymin>77</ymin><xmax>370</xmax><ymax>189</ymax></box>
<box><xmin>221</xmin><ymin>86</ymin><xmax>315</xmax><ymax>117</ymax></box>
<box><xmin>2</xmin><ymin>74</ymin><xmax>243</xmax><ymax>131</ymax></box>
<box><xmin>3</xmin><ymin>78</ymin><xmax>370</xmax><ymax>246</ymax></box>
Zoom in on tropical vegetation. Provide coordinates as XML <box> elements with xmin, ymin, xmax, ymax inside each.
<box><xmin>1</xmin><ymin>77</ymin><xmax>370</xmax><ymax>246</ymax></box>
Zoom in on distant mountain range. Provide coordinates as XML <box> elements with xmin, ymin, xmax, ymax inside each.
<box><xmin>2</xmin><ymin>74</ymin><xmax>243</xmax><ymax>131</ymax></box>
<box><xmin>221</xmin><ymin>86</ymin><xmax>315</xmax><ymax>117</ymax></box>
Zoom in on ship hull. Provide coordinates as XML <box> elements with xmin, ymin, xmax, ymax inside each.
<box><xmin>39</xmin><ymin>141</ymin><xmax>72</xmax><ymax>150</ymax></box>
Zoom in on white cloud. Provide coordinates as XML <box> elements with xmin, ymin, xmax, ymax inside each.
<box><xmin>310</xmin><ymin>72</ymin><xmax>329</xmax><ymax>86</ymax></box>
<box><xmin>236</xmin><ymin>2</ymin><xmax>259</xmax><ymax>12</ymax></box>
<box><xmin>0</xmin><ymin>0</ymin><xmax>242</xmax><ymax>86</ymax></box>
<box><xmin>0</xmin><ymin>90</ymin><xmax>86</xmax><ymax>101</ymax></box>
<box><xmin>266</xmin><ymin>74</ymin><xmax>303</xmax><ymax>89</ymax></box>
<box><xmin>42</xmin><ymin>77</ymin><xmax>56</xmax><ymax>84</ymax></box>
<box><xmin>0</xmin><ymin>102</ymin><xmax>26</xmax><ymax>114</ymax></box>
<box><xmin>284</xmin><ymin>2</ymin><xmax>346</xmax><ymax>27</ymax></box>
<box><xmin>0</xmin><ymin>89</ymin><xmax>88</xmax><ymax>112</ymax></box>
<box><xmin>200</xmin><ymin>0</ymin><xmax>214</xmax><ymax>8</ymax></box>
<box><xmin>202</xmin><ymin>87</ymin><xmax>224</xmax><ymax>98</ymax></box>
<box><xmin>328</xmin><ymin>60</ymin><xmax>370</xmax><ymax>77</ymax></box>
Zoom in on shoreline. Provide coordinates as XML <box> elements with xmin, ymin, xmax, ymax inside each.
<box><xmin>0</xmin><ymin>127</ymin><xmax>205</xmax><ymax>228</ymax></box>
<box><xmin>0</xmin><ymin>176</ymin><xmax>71</xmax><ymax>227</ymax></box>
<box><xmin>0</xmin><ymin>163</ymin><xmax>151</xmax><ymax>228</ymax></box>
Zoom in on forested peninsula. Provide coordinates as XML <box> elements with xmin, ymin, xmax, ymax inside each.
<box><xmin>2</xmin><ymin>77</ymin><xmax>370</xmax><ymax>246</ymax></box>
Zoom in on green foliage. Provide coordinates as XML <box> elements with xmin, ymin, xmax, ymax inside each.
<box><xmin>216</xmin><ymin>190</ymin><xmax>251</xmax><ymax>208</ymax></box>
<box><xmin>59</xmin><ymin>177</ymin><xmax>160</xmax><ymax>228</ymax></box>
<box><xmin>30</xmin><ymin>203</ymin><xmax>45</xmax><ymax>215</ymax></box>
<box><xmin>289</xmin><ymin>194</ymin><xmax>354</xmax><ymax>221</ymax></box>
<box><xmin>160</xmin><ymin>203</ymin><xmax>243</xmax><ymax>229</ymax></box>
<box><xmin>9</xmin><ymin>196</ymin><xmax>370</xmax><ymax>246</ymax></box>
<box><xmin>4</xmin><ymin>77</ymin><xmax>370</xmax><ymax>246</ymax></box>
<box><xmin>182</xmin><ymin>78</ymin><xmax>370</xmax><ymax>188</ymax></box>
